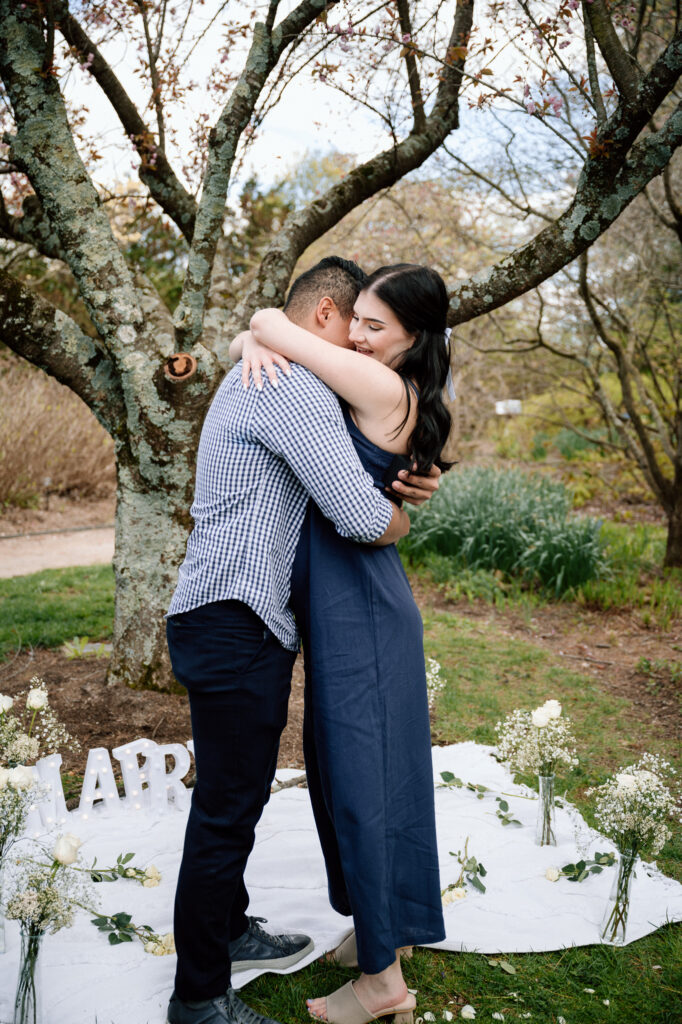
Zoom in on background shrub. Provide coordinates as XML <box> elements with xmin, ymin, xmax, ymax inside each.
<box><xmin>402</xmin><ymin>466</ymin><xmax>606</xmax><ymax>595</ymax></box>
<box><xmin>0</xmin><ymin>355</ymin><xmax>115</xmax><ymax>507</ymax></box>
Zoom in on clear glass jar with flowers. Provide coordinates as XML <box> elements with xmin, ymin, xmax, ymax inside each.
<box><xmin>589</xmin><ymin>754</ymin><xmax>680</xmax><ymax>944</ymax></box>
<box><xmin>495</xmin><ymin>699</ymin><xmax>578</xmax><ymax>846</ymax></box>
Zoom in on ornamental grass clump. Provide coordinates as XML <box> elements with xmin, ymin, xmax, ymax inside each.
<box><xmin>402</xmin><ymin>466</ymin><xmax>605</xmax><ymax>595</ymax></box>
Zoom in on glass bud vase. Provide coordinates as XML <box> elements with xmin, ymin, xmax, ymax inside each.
<box><xmin>0</xmin><ymin>858</ymin><xmax>6</xmax><ymax>954</ymax></box>
<box><xmin>601</xmin><ymin>851</ymin><xmax>637</xmax><ymax>945</ymax></box>
<box><xmin>535</xmin><ymin>774</ymin><xmax>557</xmax><ymax>846</ymax></box>
<box><xmin>13</xmin><ymin>926</ymin><xmax>43</xmax><ymax>1024</ymax></box>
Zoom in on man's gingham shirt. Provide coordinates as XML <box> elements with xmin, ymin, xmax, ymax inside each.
<box><xmin>167</xmin><ymin>362</ymin><xmax>394</xmax><ymax>650</ymax></box>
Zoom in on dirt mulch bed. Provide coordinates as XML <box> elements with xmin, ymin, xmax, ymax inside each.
<box><xmin>0</xmin><ymin>647</ymin><xmax>306</xmax><ymax>777</ymax></box>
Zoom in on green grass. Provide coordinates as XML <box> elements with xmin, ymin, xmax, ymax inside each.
<box><xmin>0</xmin><ymin>564</ymin><xmax>114</xmax><ymax>661</ymax></box>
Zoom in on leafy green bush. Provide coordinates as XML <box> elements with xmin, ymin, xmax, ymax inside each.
<box><xmin>402</xmin><ymin>467</ymin><xmax>605</xmax><ymax>595</ymax></box>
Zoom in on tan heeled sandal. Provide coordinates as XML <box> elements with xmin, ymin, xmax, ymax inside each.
<box><xmin>324</xmin><ymin>931</ymin><xmax>414</xmax><ymax>969</ymax></box>
<box><xmin>308</xmin><ymin>980</ymin><xmax>416</xmax><ymax>1024</ymax></box>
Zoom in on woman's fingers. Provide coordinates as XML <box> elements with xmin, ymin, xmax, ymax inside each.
<box><xmin>263</xmin><ymin>357</ymin><xmax>279</xmax><ymax>388</ymax></box>
<box><xmin>242</xmin><ymin>350</ymin><xmax>290</xmax><ymax>390</ymax></box>
<box><xmin>251</xmin><ymin>359</ymin><xmax>264</xmax><ymax>391</ymax></box>
<box><xmin>273</xmin><ymin>353</ymin><xmax>291</xmax><ymax>377</ymax></box>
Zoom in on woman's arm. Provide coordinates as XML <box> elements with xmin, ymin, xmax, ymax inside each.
<box><xmin>249</xmin><ymin>308</ymin><xmax>407</xmax><ymax>420</ymax></box>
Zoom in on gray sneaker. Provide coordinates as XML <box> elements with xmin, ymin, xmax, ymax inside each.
<box><xmin>167</xmin><ymin>988</ymin><xmax>284</xmax><ymax>1024</ymax></box>
<box><xmin>229</xmin><ymin>915</ymin><xmax>314</xmax><ymax>972</ymax></box>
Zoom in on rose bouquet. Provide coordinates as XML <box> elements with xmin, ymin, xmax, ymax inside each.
<box><xmin>588</xmin><ymin>754</ymin><xmax>680</xmax><ymax>943</ymax></box>
<box><xmin>495</xmin><ymin>699</ymin><xmax>578</xmax><ymax>845</ymax></box>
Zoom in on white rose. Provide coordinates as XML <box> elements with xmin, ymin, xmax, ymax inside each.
<box><xmin>0</xmin><ymin>767</ymin><xmax>9</xmax><ymax>790</ymax></box>
<box><xmin>543</xmin><ymin>699</ymin><xmax>562</xmax><ymax>719</ymax></box>
<box><xmin>616</xmin><ymin>773</ymin><xmax>637</xmax><ymax>792</ymax></box>
<box><xmin>0</xmin><ymin>694</ymin><xmax>13</xmax><ymax>713</ymax></box>
<box><xmin>53</xmin><ymin>834</ymin><xmax>82</xmax><ymax>866</ymax></box>
<box><xmin>8</xmin><ymin>765</ymin><xmax>35</xmax><ymax>790</ymax></box>
<box><xmin>545</xmin><ymin>866</ymin><xmax>561</xmax><ymax>882</ymax></box>
<box><xmin>451</xmin><ymin>887</ymin><xmax>466</xmax><ymax>900</ymax></box>
<box><xmin>531</xmin><ymin>706</ymin><xmax>551</xmax><ymax>728</ymax></box>
<box><xmin>26</xmin><ymin>688</ymin><xmax>48</xmax><ymax>711</ymax></box>
<box><xmin>460</xmin><ymin>1007</ymin><xmax>476</xmax><ymax>1020</ymax></box>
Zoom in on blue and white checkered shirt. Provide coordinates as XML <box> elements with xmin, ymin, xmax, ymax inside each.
<box><xmin>167</xmin><ymin>362</ymin><xmax>394</xmax><ymax>650</ymax></box>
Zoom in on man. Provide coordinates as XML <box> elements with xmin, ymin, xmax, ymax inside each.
<box><xmin>165</xmin><ymin>257</ymin><xmax>439</xmax><ymax>1024</ymax></box>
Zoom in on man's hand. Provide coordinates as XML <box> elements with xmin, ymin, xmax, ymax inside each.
<box><xmin>388</xmin><ymin>464</ymin><xmax>441</xmax><ymax>506</ymax></box>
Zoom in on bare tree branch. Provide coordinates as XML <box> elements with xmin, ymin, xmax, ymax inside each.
<box><xmin>223</xmin><ymin>0</ymin><xmax>475</xmax><ymax>335</ymax></box>
<box><xmin>0</xmin><ymin>267</ymin><xmax>126</xmax><ymax>435</ymax></box>
<box><xmin>447</xmin><ymin>33</ymin><xmax>682</xmax><ymax>325</ymax></box>
<box><xmin>0</xmin><ymin>192</ymin><xmax>65</xmax><ymax>260</ymax></box>
<box><xmin>584</xmin><ymin>12</ymin><xmax>607</xmax><ymax>127</ymax></box>
<box><xmin>56</xmin><ymin>4</ymin><xmax>197</xmax><ymax>239</ymax></box>
<box><xmin>583</xmin><ymin>0</ymin><xmax>642</xmax><ymax>105</ymax></box>
<box><xmin>397</xmin><ymin>0</ymin><xmax>427</xmax><ymax>133</ymax></box>
<box><xmin>173</xmin><ymin>0</ymin><xmax>341</xmax><ymax>347</ymax></box>
<box><xmin>0</xmin><ymin>3</ymin><xmax>142</xmax><ymax>353</ymax></box>
<box><xmin>135</xmin><ymin>0</ymin><xmax>167</xmax><ymax>151</ymax></box>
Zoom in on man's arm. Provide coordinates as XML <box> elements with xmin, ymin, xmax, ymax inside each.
<box><xmin>249</xmin><ymin>364</ymin><xmax>400</xmax><ymax>545</ymax></box>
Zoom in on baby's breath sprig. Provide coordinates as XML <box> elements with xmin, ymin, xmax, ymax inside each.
<box><xmin>588</xmin><ymin>753</ymin><xmax>680</xmax><ymax>859</ymax></box>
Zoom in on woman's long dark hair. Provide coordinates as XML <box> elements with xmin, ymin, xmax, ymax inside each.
<box><xmin>363</xmin><ymin>263</ymin><xmax>453</xmax><ymax>472</ymax></box>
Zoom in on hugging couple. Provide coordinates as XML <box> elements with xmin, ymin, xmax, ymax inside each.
<box><xmin>165</xmin><ymin>257</ymin><xmax>453</xmax><ymax>1024</ymax></box>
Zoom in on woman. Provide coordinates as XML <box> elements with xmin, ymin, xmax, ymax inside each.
<box><xmin>232</xmin><ymin>264</ymin><xmax>452</xmax><ymax>1024</ymax></box>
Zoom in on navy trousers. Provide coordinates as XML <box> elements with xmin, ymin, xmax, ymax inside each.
<box><xmin>166</xmin><ymin>600</ymin><xmax>297</xmax><ymax>1001</ymax></box>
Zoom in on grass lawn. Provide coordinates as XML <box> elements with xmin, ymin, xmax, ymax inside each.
<box><xmin>0</xmin><ymin>552</ymin><xmax>680</xmax><ymax>1021</ymax></box>
<box><xmin>0</xmin><ymin>564</ymin><xmax>114</xmax><ymax>660</ymax></box>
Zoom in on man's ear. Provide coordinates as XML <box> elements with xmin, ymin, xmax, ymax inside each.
<box><xmin>315</xmin><ymin>295</ymin><xmax>337</xmax><ymax>326</ymax></box>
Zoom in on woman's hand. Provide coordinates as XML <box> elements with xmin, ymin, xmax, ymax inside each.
<box><xmin>388</xmin><ymin>464</ymin><xmax>442</xmax><ymax>506</ymax></box>
<box><xmin>240</xmin><ymin>331</ymin><xmax>291</xmax><ymax>391</ymax></box>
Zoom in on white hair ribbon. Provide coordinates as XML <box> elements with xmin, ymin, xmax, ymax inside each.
<box><xmin>444</xmin><ymin>327</ymin><xmax>456</xmax><ymax>401</ymax></box>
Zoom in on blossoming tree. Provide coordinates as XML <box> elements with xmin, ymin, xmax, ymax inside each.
<box><xmin>0</xmin><ymin>0</ymin><xmax>680</xmax><ymax>689</ymax></box>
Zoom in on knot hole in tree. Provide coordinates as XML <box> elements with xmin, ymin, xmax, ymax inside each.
<box><xmin>163</xmin><ymin>353</ymin><xmax>198</xmax><ymax>383</ymax></box>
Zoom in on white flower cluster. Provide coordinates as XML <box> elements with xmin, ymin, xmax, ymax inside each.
<box><xmin>0</xmin><ymin>768</ymin><xmax>44</xmax><ymax>860</ymax></box>
<box><xmin>426</xmin><ymin>658</ymin><xmax>445</xmax><ymax>711</ymax></box>
<box><xmin>495</xmin><ymin>700</ymin><xmax>578</xmax><ymax>776</ymax></box>
<box><xmin>589</xmin><ymin>753</ymin><xmax>680</xmax><ymax>858</ymax></box>
<box><xmin>144</xmin><ymin>931</ymin><xmax>175</xmax><ymax>956</ymax></box>
<box><xmin>0</xmin><ymin>678</ymin><xmax>79</xmax><ymax>769</ymax></box>
<box><xmin>5</xmin><ymin>848</ymin><xmax>93</xmax><ymax>935</ymax></box>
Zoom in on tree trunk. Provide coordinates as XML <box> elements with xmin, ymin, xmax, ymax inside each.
<box><xmin>106</xmin><ymin>436</ymin><xmax>200</xmax><ymax>693</ymax></box>
<box><xmin>664</xmin><ymin>468</ymin><xmax>682</xmax><ymax>568</ymax></box>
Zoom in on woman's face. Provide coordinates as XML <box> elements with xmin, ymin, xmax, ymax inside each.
<box><xmin>348</xmin><ymin>289</ymin><xmax>415</xmax><ymax>366</ymax></box>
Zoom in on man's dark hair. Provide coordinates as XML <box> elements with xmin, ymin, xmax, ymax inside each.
<box><xmin>284</xmin><ymin>256</ymin><xmax>367</xmax><ymax>321</ymax></box>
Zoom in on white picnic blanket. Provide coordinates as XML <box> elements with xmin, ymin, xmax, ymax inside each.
<box><xmin>0</xmin><ymin>742</ymin><xmax>680</xmax><ymax>1024</ymax></box>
